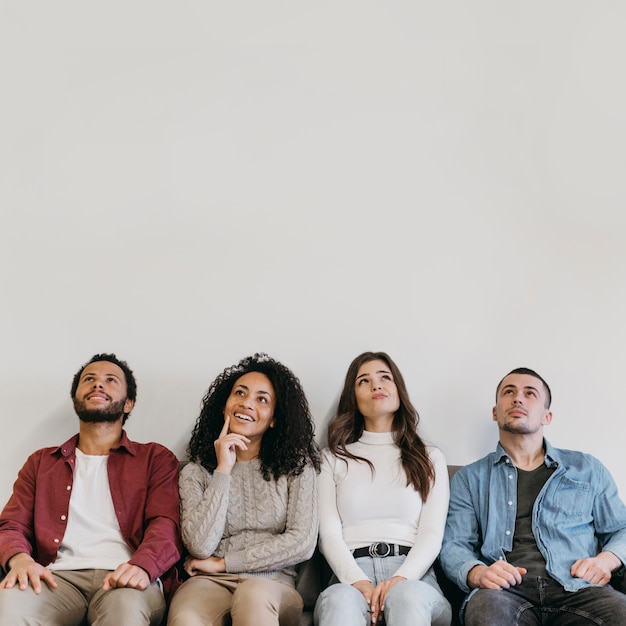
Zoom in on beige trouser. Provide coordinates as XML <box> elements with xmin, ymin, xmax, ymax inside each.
<box><xmin>167</xmin><ymin>573</ymin><xmax>303</xmax><ymax>626</ymax></box>
<box><xmin>0</xmin><ymin>569</ymin><xmax>165</xmax><ymax>626</ymax></box>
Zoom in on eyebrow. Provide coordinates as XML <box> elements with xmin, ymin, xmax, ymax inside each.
<box><xmin>501</xmin><ymin>384</ymin><xmax>540</xmax><ymax>395</ymax></box>
<box><xmin>234</xmin><ymin>384</ymin><xmax>272</xmax><ymax>398</ymax></box>
<box><xmin>81</xmin><ymin>371</ymin><xmax>121</xmax><ymax>380</ymax></box>
<box><xmin>356</xmin><ymin>369</ymin><xmax>392</xmax><ymax>380</ymax></box>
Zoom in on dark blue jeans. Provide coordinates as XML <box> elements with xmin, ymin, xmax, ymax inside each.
<box><xmin>464</xmin><ymin>577</ymin><xmax>626</xmax><ymax>625</ymax></box>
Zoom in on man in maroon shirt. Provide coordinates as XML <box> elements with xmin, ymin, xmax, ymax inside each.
<box><xmin>0</xmin><ymin>353</ymin><xmax>182</xmax><ymax>626</ymax></box>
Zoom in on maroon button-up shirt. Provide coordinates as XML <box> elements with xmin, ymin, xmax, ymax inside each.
<box><xmin>0</xmin><ymin>431</ymin><xmax>182</xmax><ymax>583</ymax></box>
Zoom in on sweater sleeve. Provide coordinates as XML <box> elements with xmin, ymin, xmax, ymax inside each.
<box><xmin>318</xmin><ymin>449</ymin><xmax>371</xmax><ymax>584</ymax></box>
<box><xmin>225</xmin><ymin>463</ymin><xmax>319</xmax><ymax>573</ymax></box>
<box><xmin>179</xmin><ymin>461</ymin><xmax>231</xmax><ymax>558</ymax></box>
<box><xmin>393</xmin><ymin>446</ymin><xmax>450</xmax><ymax>580</ymax></box>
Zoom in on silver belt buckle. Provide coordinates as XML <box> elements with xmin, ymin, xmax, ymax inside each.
<box><xmin>369</xmin><ymin>542</ymin><xmax>391</xmax><ymax>557</ymax></box>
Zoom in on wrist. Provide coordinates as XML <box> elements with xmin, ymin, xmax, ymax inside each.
<box><xmin>467</xmin><ymin>564</ymin><xmax>486</xmax><ymax>589</ymax></box>
<box><xmin>600</xmin><ymin>551</ymin><xmax>623</xmax><ymax>572</ymax></box>
<box><xmin>8</xmin><ymin>552</ymin><xmax>33</xmax><ymax>570</ymax></box>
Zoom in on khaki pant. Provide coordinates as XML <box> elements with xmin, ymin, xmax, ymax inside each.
<box><xmin>0</xmin><ymin>569</ymin><xmax>165</xmax><ymax>626</ymax></box>
<box><xmin>167</xmin><ymin>573</ymin><xmax>303</xmax><ymax>626</ymax></box>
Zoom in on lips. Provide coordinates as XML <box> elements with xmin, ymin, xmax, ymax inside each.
<box><xmin>234</xmin><ymin>412</ymin><xmax>254</xmax><ymax>422</ymax></box>
<box><xmin>372</xmin><ymin>393</ymin><xmax>388</xmax><ymax>400</ymax></box>
<box><xmin>87</xmin><ymin>392</ymin><xmax>110</xmax><ymax>401</ymax></box>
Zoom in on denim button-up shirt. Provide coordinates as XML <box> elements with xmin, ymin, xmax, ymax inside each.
<box><xmin>440</xmin><ymin>440</ymin><xmax>626</xmax><ymax>594</ymax></box>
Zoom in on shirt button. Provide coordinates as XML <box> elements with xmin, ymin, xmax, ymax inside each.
<box><xmin>53</xmin><ymin>538</ymin><xmax>59</xmax><ymax>543</ymax></box>
<box><xmin>508</xmin><ymin>474</ymin><xmax>514</xmax><ymax>480</ymax></box>
<box><xmin>505</xmin><ymin>530</ymin><xmax>511</xmax><ymax>536</ymax></box>
<box><xmin>61</xmin><ymin>515</ymin><xmax>67</xmax><ymax>521</ymax></box>
<box><xmin>66</xmin><ymin>485</ymin><xmax>71</xmax><ymax>491</ymax></box>
<box><xmin>508</xmin><ymin>501</ymin><xmax>513</xmax><ymax>506</ymax></box>
<box><xmin>505</xmin><ymin>459</ymin><xmax>510</xmax><ymax>464</ymax></box>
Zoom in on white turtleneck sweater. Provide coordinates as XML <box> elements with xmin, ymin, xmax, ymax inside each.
<box><xmin>318</xmin><ymin>430</ymin><xmax>449</xmax><ymax>585</ymax></box>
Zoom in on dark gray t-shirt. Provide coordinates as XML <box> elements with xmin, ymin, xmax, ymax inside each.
<box><xmin>506</xmin><ymin>463</ymin><xmax>555</xmax><ymax>578</ymax></box>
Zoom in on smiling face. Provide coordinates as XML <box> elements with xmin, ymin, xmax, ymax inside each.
<box><xmin>493</xmin><ymin>373</ymin><xmax>552</xmax><ymax>436</ymax></box>
<box><xmin>354</xmin><ymin>359</ymin><xmax>400</xmax><ymax>432</ymax></box>
<box><xmin>73</xmin><ymin>360</ymin><xmax>134</xmax><ymax>423</ymax></box>
<box><xmin>224</xmin><ymin>371</ymin><xmax>276</xmax><ymax>449</ymax></box>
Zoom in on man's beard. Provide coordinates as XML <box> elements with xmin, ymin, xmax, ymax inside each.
<box><xmin>501</xmin><ymin>422</ymin><xmax>538</xmax><ymax>435</ymax></box>
<box><xmin>74</xmin><ymin>397</ymin><xmax>127</xmax><ymax>423</ymax></box>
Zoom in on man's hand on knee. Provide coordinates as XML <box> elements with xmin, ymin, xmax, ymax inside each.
<box><xmin>468</xmin><ymin>562</ymin><xmax>527</xmax><ymax>590</ymax></box>
<box><xmin>0</xmin><ymin>553</ymin><xmax>57</xmax><ymax>594</ymax></box>
<box><xmin>102</xmin><ymin>563</ymin><xmax>150</xmax><ymax>591</ymax></box>
<box><xmin>571</xmin><ymin>551</ymin><xmax>623</xmax><ymax>586</ymax></box>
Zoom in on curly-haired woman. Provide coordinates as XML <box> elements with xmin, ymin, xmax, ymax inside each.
<box><xmin>314</xmin><ymin>352</ymin><xmax>451</xmax><ymax>626</ymax></box>
<box><xmin>167</xmin><ymin>353</ymin><xmax>320</xmax><ymax>626</ymax></box>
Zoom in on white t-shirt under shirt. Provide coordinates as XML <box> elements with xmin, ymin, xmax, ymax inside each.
<box><xmin>318</xmin><ymin>430</ymin><xmax>450</xmax><ymax>584</ymax></box>
<box><xmin>48</xmin><ymin>448</ymin><xmax>133</xmax><ymax>571</ymax></box>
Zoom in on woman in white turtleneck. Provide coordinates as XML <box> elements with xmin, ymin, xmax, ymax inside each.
<box><xmin>314</xmin><ymin>352</ymin><xmax>451</xmax><ymax>626</ymax></box>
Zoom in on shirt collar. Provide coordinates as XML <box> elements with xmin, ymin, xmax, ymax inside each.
<box><xmin>493</xmin><ymin>438</ymin><xmax>559</xmax><ymax>469</ymax></box>
<box><xmin>53</xmin><ymin>429</ymin><xmax>136</xmax><ymax>458</ymax></box>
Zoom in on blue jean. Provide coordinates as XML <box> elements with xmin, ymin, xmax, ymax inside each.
<box><xmin>314</xmin><ymin>555</ymin><xmax>451</xmax><ymax>626</ymax></box>
<box><xmin>464</xmin><ymin>576</ymin><xmax>626</xmax><ymax>625</ymax></box>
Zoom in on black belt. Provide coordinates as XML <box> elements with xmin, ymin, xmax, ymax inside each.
<box><xmin>352</xmin><ymin>543</ymin><xmax>411</xmax><ymax>558</ymax></box>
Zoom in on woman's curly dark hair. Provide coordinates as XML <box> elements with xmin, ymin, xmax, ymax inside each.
<box><xmin>327</xmin><ymin>351</ymin><xmax>435</xmax><ymax>500</ymax></box>
<box><xmin>188</xmin><ymin>353</ymin><xmax>321</xmax><ymax>480</ymax></box>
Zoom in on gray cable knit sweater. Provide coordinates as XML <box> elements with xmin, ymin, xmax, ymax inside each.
<box><xmin>179</xmin><ymin>459</ymin><xmax>318</xmax><ymax>586</ymax></box>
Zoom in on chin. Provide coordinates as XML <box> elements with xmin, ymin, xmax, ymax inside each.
<box><xmin>77</xmin><ymin>410</ymin><xmax>124</xmax><ymax>424</ymax></box>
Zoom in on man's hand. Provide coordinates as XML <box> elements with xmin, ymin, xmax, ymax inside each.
<box><xmin>102</xmin><ymin>563</ymin><xmax>150</xmax><ymax>590</ymax></box>
<box><xmin>0</xmin><ymin>553</ymin><xmax>57</xmax><ymax>594</ymax></box>
<box><xmin>468</xmin><ymin>562</ymin><xmax>527</xmax><ymax>590</ymax></box>
<box><xmin>571</xmin><ymin>551</ymin><xmax>622</xmax><ymax>586</ymax></box>
<box><xmin>184</xmin><ymin>556</ymin><xmax>226</xmax><ymax>577</ymax></box>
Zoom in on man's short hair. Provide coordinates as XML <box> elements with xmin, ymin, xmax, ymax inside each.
<box><xmin>70</xmin><ymin>353</ymin><xmax>137</xmax><ymax>403</ymax></box>
<box><xmin>496</xmin><ymin>367</ymin><xmax>551</xmax><ymax>409</ymax></box>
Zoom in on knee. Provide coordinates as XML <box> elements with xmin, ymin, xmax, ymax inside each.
<box><xmin>93</xmin><ymin>586</ymin><xmax>165</xmax><ymax>626</ymax></box>
<box><xmin>166</xmin><ymin>607</ymin><xmax>191</xmax><ymax>626</ymax></box>
<box><xmin>464</xmin><ymin>589</ymin><xmax>509</xmax><ymax>625</ymax></box>
<box><xmin>314</xmin><ymin>583</ymin><xmax>368</xmax><ymax>623</ymax></box>
<box><xmin>231</xmin><ymin>579</ymin><xmax>283</xmax><ymax>617</ymax></box>
<box><xmin>385</xmin><ymin>580</ymin><xmax>450</xmax><ymax>623</ymax></box>
<box><xmin>386</xmin><ymin>579</ymin><xmax>438</xmax><ymax>606</ymax></box>
<box><xmin>319</xmin><ymin>583</ymin><xmax>364</xmax><ymax>606</ymax></box>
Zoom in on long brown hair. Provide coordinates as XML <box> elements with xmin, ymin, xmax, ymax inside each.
<box><xmin>327</xmin><ymin>351</ymin><xmax>434</xmax><ymax>500</ymax></box>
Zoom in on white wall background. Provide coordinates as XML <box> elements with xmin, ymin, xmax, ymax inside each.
<box><xmin>1</xmin><ymin>1</ymin><xmax>625</xmax><ymax>504</ymax></box>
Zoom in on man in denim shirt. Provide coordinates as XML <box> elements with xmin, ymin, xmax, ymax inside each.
<box><xmin>440</xmin><ymin>367</ymin><xmax>626</xmax><ymax>625</ymax></box>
